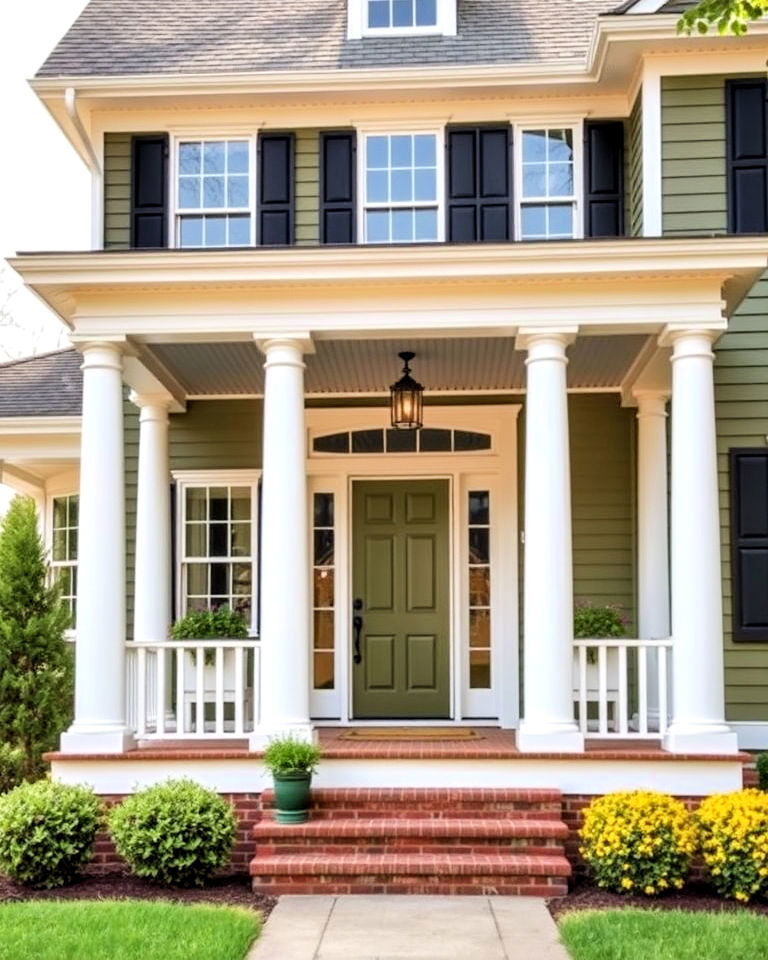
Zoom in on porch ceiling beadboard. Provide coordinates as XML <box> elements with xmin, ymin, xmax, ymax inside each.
<box><xmin>146</xmin><ymin>335</ymin><xmax>650</xmax><ymax>396</ymax></box>
<box><xmin>661</xmin><ymin>71</ymin><xmax>768</xmax><ymax>723</ymax></box>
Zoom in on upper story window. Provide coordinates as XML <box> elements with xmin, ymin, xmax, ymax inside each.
<box><xmin>362</xmin><ymin>132</ymin><xmax>442</xmax><ymax>243</ymax></box>
<box><xmin>347</xmin><ymin>0</ymin><xmax>456</xmax><ymax>37</ymax></box>
<box><xmin>516</xmin><ymin>127</ymin><xmax>580</xmax><ymax>241</ymax></box>
<box><xmin>175</xmin><ymin>138</ymin><xmax>254</xmax><ymax>247</ymax></box>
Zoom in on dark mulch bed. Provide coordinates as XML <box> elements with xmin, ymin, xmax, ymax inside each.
<box><xmin>549</xmin><ymin>881</ymin><xmax>768</xmax><ymax>921</ymax></box>
<box><xmin>0</xmin><ymin>872</ymin><xmax>276</xmax><ymax>918</ymax></box>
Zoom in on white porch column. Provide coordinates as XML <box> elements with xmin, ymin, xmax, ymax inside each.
<box><xmin>634</xmin><ymin>391</ymin><xmax>670</xmax><ymax>729</ymax></box>
<box><xmin>61</xmin><ymin>342</ymin><xmax>135</xmax><ymax>753</ymax></box>
<box><xmin>663</xmin><ymin>329</ymin><xmax>738</xmax><ymax>754</ymax></box>
<box><xmin>251</xmin><ymin>336</ymin><xmax>313</xmax><ymax>747</ymax></box>
<box><xmin>517</xmin><ymin>330</ymin><xmax>584</xmax><ymax>753</ymax></box>
<box><xmin>131</xmin><ymin>394</ymin><xmax>172</xmax><ymax>646</ymax></box>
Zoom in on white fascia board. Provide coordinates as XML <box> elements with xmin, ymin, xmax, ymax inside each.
<box><xmin>0</xmin><ymin>416</ymin><xmax>81</xmax><ymax>435</ymax></box>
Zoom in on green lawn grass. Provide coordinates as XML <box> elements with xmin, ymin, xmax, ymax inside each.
<box><xmin>559</xmin><ymin>908</ymin><xmax>768</xmax><ymax>960</ymax></box>
<box><xmin>0</xmin><ymin>900</ymin><xmax>261</xmax><ymax>960</ymax></box>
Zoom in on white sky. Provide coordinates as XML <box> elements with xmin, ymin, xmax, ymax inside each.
<box><xmin>0</xmin><ymin>0</ymin><xmax>91</xmax><ymax>360</ymax></box>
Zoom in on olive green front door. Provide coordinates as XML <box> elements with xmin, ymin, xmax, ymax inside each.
<box><xmin>352</xmin><ymin>479</ymin><xmax>450</xmax><ymax>718</ymax></box>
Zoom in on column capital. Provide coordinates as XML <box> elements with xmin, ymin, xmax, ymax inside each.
<box><xmin>253</xmin><ymin>332</ymin><xmax>315</xmax><ymax>356</ymax></box>
<box><xmin>658</xmin><ymin>324</ymin><xmax>724</xmax><ymax>351</ymax></box>
<box><xmin>633</xmin><ymin>390</ymin><xmax>669</xmax><ymax>419</ymax></box>
<box><xmin>74</xmin><ymin>339</ymin><xmax>126</xmax><ymax>373</ymax></box>
<box><xmin>129</xmin><ymin>390</ymin><xmax>173</xmax><ymax>421</ymax></box>
<box><xmin>516</xmin><ymin>326</ymin><xmax>579</xmax><ymax>355</ymax></box>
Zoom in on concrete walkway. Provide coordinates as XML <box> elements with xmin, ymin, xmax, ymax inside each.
<box><xmin>248</xmin><ymin>895</ymin><xmax>571</xmax><ymax>960</ymax></box>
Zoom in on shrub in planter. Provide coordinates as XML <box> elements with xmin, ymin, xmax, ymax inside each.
<box><xmin>0</xmin><ymin>743</ymin><xmax>25</xmax><ymax>795</ymax></box>
<box><xmin>0</xmin><ymin>780</ymin><xmax>102</xmax><ymax>888</ymax></box>
<box><xmin>697</xmin><ymin>789</ymin><xmax>768</xmax><ymax>902</ymax></box>
<box><xmin>108</xmin><ymin>779</ymin><xmax>236</xmax><ymax>887</ymax></box>
<box><xmin>263</xmin><ymin>737</ymin><xmax>321</xmax><ymax>824</ymax></box>
<box><xmin>579</xmin><ymin>791</ymin><xmax>696</xmax><ymax>895</ymax></box>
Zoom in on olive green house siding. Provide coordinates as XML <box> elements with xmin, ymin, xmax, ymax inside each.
<box><xmin>104</xmin><ymin>133</ymin><xmax>132</xmax><ymax>250</ymax></box>
<box><xmin>628</xmin><ymin>92</ymin><xmax>643</xmax><ymax>238</ymax></box>
<box><xmin>662</xmin><ymin>73</ymin><xmax>768</xmax><ymax>721</ymax></box>
<box><xmin>295</xmin><ymin>130</ymin><xmax>320</xmax><ymax>245</ymax></box>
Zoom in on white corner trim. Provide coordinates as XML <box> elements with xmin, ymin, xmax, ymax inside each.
<box><xmin>641</xmin><ymin>63</ymin><xmax>662</xmax><ymax>238</ymax></box>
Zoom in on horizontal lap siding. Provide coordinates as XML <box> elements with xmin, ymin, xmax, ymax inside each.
<box><xmin>569</xmin><ymin>395</ymin><xmax>637</xmax><ymax>632</ymax></box>
<box><xmin>295</xmin><ymin>130</ymin><xmax>320</xmax><ymax>245</ymax></box>
<box><xmin>662</xmin><ymin>73</ymin><xmax>768</xmax><ymax>720</ymax></box>
<box><xmin>104</xmin><ymin>134</ymin><xmax>131</xmax><ymax>249</ymax></box>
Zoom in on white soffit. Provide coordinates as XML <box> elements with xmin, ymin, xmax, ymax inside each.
<box><xmin>146</xmin><ymin>335</ymin><xmax>650</xmax><ymax>396</ymax></box>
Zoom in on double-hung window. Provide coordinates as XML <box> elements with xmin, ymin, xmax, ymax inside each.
<box><xmin>175</xmin><ymin>473</ymin><xmax>260</xmax><ymax>631</ymax></box>
<box><xmin>175</xmin><ymin>138</ymin><xmax>254</xmax><ymax>247</ymax></box>
<box><xmin>362</xmin><ymin>132</ymin><xmax>441</xmax><ymax>243</ymax></box>
<box><xmin>517</xmin><ymin>127</ymin><xmax>580</xmax><ymax>241</ymax></box>
<box><xmin>368</xmin><ymin>0</ymin><xmax>436</xmax><ymax>28</ymax></box>
<box><xmin>51</xmin><ymin>494</ymin><xmax>78</xmax><ymax>629</ymax></box>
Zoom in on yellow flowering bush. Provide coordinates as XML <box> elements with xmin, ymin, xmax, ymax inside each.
<box><xmin>579</xmin><ymin>791</ymin><xmax>696</xmax><ymax>895</ymax></box>
<box><xmin>697</xmin><ymin>789</ymin><xmax>768</xmax><ymax>902</ymax></box>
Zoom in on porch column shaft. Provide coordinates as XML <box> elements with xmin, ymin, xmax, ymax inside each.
<box><xmin>663</xmin><ymin>330</ymin><xmax>737</xmax><ymax>754</ymax></box>
<box><xmin>635</xmin><ymin>392</ymin><xmax>670</xmax><ymax>728</ymax></box>
<box><xmin>60</xmin><ymin>342</ymin><xmax>134</xmax><ymax>753</ymax></box>
<box><xmin>252</xmin><ymin>338</ymin><xmax>313</xmax><ymax>746</ymax></box>
<box><xmin>132</xmin><ymin>395</ymin><xmax>172</xmax><ymax>645</ymax></box>
<box><xmin>517</xmin><ymin>332</ymin><xmax>584</xmax><ymax>753</ymax></box>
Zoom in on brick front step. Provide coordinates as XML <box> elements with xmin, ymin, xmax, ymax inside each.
<box><xmin>253</xmin><ymin>816</ymin><xmax>568</xmax><ymax>855</ymax></box>
<box><xmin>249</xmin><ymin>851</ymin><xmax>572</xmax><ymax>896</ymax></box>
<box><xmin>260</xmin><ymin>787</ymin><xmax>564</xmax><ymax>820</ymax></box>
<box><xmin>252</xmin><ymin>788</ymin><xmax>570</xmax><ymax>895</ymax></box>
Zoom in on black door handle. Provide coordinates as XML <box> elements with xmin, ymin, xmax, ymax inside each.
<box><xmin>353</xmin><ymin>614</ymin><xmax>363</xmax><ymax>665</ymax></box>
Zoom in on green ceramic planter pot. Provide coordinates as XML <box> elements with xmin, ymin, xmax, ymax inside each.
<box><xmin>272</xmin><ymin>770</ymin><xmax>313</xmax><ymax>823</ymax></box>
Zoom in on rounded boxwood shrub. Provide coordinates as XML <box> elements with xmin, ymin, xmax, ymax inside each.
<box><xmin>0</xmin><ymin>780</ymin><xmax>102</xmax><ymax>888</ymax></box>
<box><xmin>108</xmin><ymin>779</ymin><xmax>236</xmax><ymax>887</ymax></box>
<box><xmin>579</xmin><ymin>790</ymin><xmax>697</xmax><ymax>896</ymax></box>
<box><xmin>697</xmin><ymin>789</ymin><xmax>768</xmax><ymax>902</ymax></box>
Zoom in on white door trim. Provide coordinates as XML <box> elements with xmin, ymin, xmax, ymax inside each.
<box><xmin>306</xmin><ymin>404</ymin><xmax>520</xmax><ymax>726</ymax></box>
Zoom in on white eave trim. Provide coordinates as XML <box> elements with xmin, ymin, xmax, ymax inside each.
<box><xmin>0</xmin><ymin>416</ymin><xmax>82</xmax><ymax>435</ymax></box>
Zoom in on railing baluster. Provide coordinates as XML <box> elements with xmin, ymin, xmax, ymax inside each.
<box><xmin>136</xmin><ymin>646</ymin><xmax>147</xmax><ymax>738</ymax></box>
<box><xmin>195</xmin><ymin>647</ymin><xmax>205</xmax><ymax>736</ymax></box>
<box><xmin>618</xmin><ymin>644</ymin><xmax>628</xmax><ymax>736</ymax></box>
<box><xmin>598</xmin><ymin>644</ymin><xmax>608</xmax><ymax>736</ymax></box>
<box><xmin>638</xmin><ymin>645</ymin><xmax>648</xmax><ymax>736</ymax></box>
<box><xmin>658</xmin><ymin>644</ymin><xmax>669</xmax><ymax>737</ymax></box>
<box><xmin>155</xmin><ymin>646</ymin><xmax>166</xmax><ymax>737</ymax></box>
<box><xmin>578</xmin><ymin>644</ymin><xmax>588</xmax><ymax>735</ymax></box>
<box><xmin>176</xmin><ymin>646</ymin><xmax>185</xmax><ymax>736</ymax></box>
<box><xmin>215</xmin><ymin>646</ymin><xmax>225</xmax><ymax>736</ymax></box>
<box><xmin>234</xmin><ymin>646</ymin><xmax>244</xmax><ymax>736</ymax></box>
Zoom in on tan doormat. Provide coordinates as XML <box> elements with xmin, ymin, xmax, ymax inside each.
<box><xmin>338</xmin><ymin>727</ymin><xmax>484</xmax><ymax>741</ymax></box>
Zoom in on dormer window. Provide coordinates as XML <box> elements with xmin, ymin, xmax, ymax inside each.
<box><xmin>347</xmin><ymin>0</ymin><xmax>456</xmax><ymax>38</ymax></box>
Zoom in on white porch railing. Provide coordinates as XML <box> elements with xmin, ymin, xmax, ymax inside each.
<box><xmin>573</xmin><ymin>638</ymin><xmax>672</xmax><ymax>739</ymax></box>
<box><xmin>126</xmin><ymin>640</ymin><xmax>260</xmax><ymax>739</ymax></box>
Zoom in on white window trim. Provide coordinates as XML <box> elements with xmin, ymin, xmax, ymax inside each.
<box><xmin>513</xmin><ymin>120</ymin><xmax>584</xmax><ymax>243</ymax></box>
<box><xmin>46</xmin><ymin>491</ymin><xmax>79</xmax><ymax>639</ymax></box>
<box><xmin>169</xmin><ymin>135</ymin><xmax>258</xmax><ymax>249</ymax></box>
<box><xmin>171</xmin><ymin>469</ymin><xmax>261</xmax><ymax>636</ymax></box>
<box><xmin>348</xmin><ymin>0</ymin><xmax>456</xmax><ymax>38</ymax></box>
<box><xmin>357</xmin><ymin>126</ymin><xmax>446</xmax><ymax>244</ymax></box>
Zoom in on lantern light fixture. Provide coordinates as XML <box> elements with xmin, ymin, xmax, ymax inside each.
<box><xmin>390</xmin><ymin>351</ymin><xmax>424</xmax><ymax>431</ymax></box>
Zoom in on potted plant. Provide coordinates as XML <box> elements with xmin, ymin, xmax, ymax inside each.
<box><xmin>263</xmin><ymin>737</ymin><xmax>321</xmax><ymax>824</ymax></box>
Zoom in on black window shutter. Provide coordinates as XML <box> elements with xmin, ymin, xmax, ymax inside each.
<box><xmin>727</xmin><ymin>79</ymin><xmax>768</xmax><ymax>234</ymax></box>
<box><xmin>730</xmin><ymin>450</ymin><xmax>768</xmax><ymax>642</ymax></box>
<box><xmin>584</xmin><ymin>121</ymin><xmax>624</xmax><ymax>238</ymax></box>
<box><xmin>131</xmin><ymin>135</ymin><xmax>168</xmax><ymax>248</ymax></box>
<box><xmin>259</xmin><ymin>133</ymin><xmax>294</xmax><ymax>245</ymax></box>
<box><xmin>446</xmin><ymin>126</ymin><xmax>512</xmax><ymax>243</ymax></box>
<box><xmin>321</xmin><ymin>132</ymin><xmax>356</xmax><ymax>244</ymax></box>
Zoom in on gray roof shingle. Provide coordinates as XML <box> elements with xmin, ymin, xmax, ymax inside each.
<box><xmin>36</xmin><ymin>0</ymin><xmax>621</xmax><ymax>78</ymax></box>
<box><xmin>0</xmin><ymin>349</ymin><xmax>82</xmax><ymax>418</ymax></box>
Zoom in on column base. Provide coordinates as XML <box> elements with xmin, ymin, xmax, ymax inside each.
<box><xmin>249</xmin><ymin>723</ymin><xmax>316</xmax><ymax>751</ymax></box>
<box><xmin>517</xmin><ymin>721</ymin><xmax>584</xmax><ymax>754</ymax></box>
<box><xmin>663</xmin><ymin>723</ymin><xmax>739</xmax><ymax>755</ymax></box>
<box><xmin>60</xmin><ymin>725</ymin><xmax>136</xmax><ymax>754</ymax></box>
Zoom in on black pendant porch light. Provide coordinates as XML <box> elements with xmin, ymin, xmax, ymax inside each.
<box><xmin>390</xmin><ymin>351</ymin><xmax>424</xmax><ymax>430</ymax></box>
